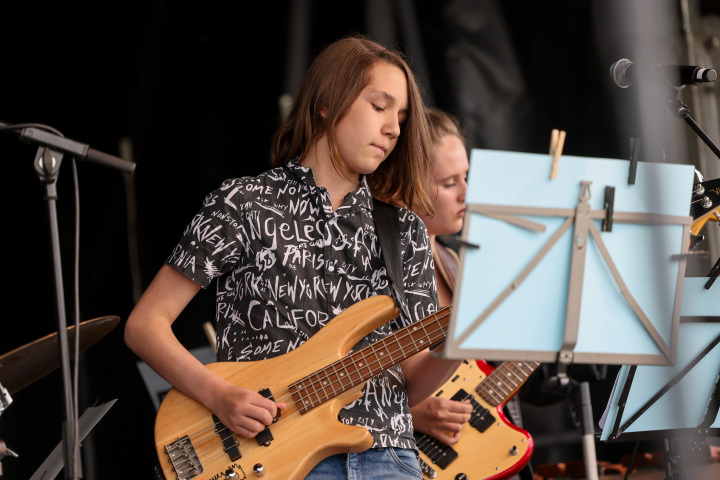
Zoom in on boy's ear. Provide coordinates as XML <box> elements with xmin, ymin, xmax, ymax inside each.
<box><xmin>319</xmin><ymin>106</ymin><xmax>328</xmax><ymax>118</ymax></box>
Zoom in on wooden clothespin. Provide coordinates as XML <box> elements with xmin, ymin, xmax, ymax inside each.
<box><xmin>549</xmin><ymin>128</ymin><xmax>566</xmax><ymax>179</ymax></box>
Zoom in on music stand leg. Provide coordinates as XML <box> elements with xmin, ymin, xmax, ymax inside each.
<box><xmin>580</xmin><ymin>381</ymin><xmax>599</xmax><ymax>480</ymax></box>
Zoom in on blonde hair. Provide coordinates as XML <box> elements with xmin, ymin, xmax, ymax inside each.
<box><xmin>426</xmin><ymin>107</ymin><xmax>467</xmax><ymax>157</ymax></box>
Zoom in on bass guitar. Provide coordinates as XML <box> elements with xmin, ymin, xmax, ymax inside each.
<box><xmin>415</xmin><ymin>359</ymin><xmax>540</xmax><ymax>480</ymax></box>
<box><xmin>154</xmin><ymin>295</ymin><xmax>450</xmax><ymax>480</ymax></box>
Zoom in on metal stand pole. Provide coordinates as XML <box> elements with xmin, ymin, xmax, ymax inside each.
<box><xmin>579</xmin><ymin>381</ymin><xmax>599</xmax><ymax>480</ymax></box>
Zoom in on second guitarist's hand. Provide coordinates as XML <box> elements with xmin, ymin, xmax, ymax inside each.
<box><xmin>410</xmin><ymin>396</ymin><xmax>472</xmax><ymax>446</ymax></box>
<box><xmin>209</xmin><ymin>383</ymin><xmax>286</xmax><ymax>438</ymax></box>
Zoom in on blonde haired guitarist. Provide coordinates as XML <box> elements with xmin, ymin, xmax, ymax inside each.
<box><xmin>409</xmin><ymin>108</ymin><xmax>536</xmax><ymax>480</ymax></box>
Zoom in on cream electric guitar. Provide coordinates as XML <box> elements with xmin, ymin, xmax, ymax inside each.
<box><xmin>154</xmin><ymin>295</ymin><xmax>451</xmax><ymax>480</ymax></box>
<box><xmin>415</xmin><ymin>359</ymin><xmax>540</xmax><ymax>480</ymax></box>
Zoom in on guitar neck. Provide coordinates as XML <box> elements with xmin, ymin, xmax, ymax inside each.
<box><xmin>476</xmin><ymin>360</ymin><xmax>540</xmax><ymax>407</ymax></box>
<box><xmin>291</xmin><ymin>305</ymin><xmax>452</xmax><ymax>413</ymax></box>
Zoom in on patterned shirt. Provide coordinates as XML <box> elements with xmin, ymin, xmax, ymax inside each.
<box><xmin>166</xmin><ymin>159</ymin><xmax>438</xmax><ymax>448</ymax></box>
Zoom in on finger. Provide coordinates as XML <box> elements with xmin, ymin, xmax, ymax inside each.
<box><xmin>228</xmin><ymin>417</ymin><xmax>266</xmax><ymax>438</ymax></box>
<box><xmin>441</xmin><ymin>420</ymin><xmax>464</xmax><ymax>434</ymax></box>
<box><xmin>247</xmin><ymin>396</ymin><xmax>285</xmax><ymax>423</ymax></box>
<box><xmin>442</xmin><ymin>399</ymin><xmax>473</xmax><ymax>414</ymax></box>
<box><xmin>454</xmin><ymin>401</ymin><xmax>473</xmax><ymax>414</ymax></box>
<box><xmin>433</xmin><ymin>430</ymin><xmax>460</xmax><ymax>446</ymax></box>
<box><xmin>444</xmin><ymin>411</ymin><xmax>471</xmax><ymax>425</ymax></box>
<box><xmin>447</xmin><ymin>432</ymin><xmax>461</xmax><ymax>445</ymax></box>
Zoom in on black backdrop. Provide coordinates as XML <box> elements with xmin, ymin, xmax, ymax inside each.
<box><xmin>1</xmin><ymin>1</ymin><xmax>716</xmax><ymax>479</ymax></box>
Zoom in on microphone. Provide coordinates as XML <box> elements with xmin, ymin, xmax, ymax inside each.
<box><xmin>0</xmin><ymin>121</ymin><xmax>136</xmax><ymax>174</ymax></box>
<box><xmin>610</xmin><ymin>58</ymin><xmax>717</xmax><ymax>88</ymax></box>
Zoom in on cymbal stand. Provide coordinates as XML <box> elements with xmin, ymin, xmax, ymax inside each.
<box><xmin>0</xmin><ymin>381</ymin><xmax>11</xmax><ymax>417</ymax></box>
<box><xmin>1</xmin><ymin>381</ymin><xmax>19</xmax><ymax>477</ymax></box>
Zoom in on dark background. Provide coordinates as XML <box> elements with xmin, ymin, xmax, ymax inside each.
<box><xmin>1</xmin><ymin>1</ymin><xmax>718</xmax><ymax>479</ymax></box>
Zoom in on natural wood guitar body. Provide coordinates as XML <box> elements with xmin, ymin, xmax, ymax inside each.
<box><xmin>154</xmin><ymin>295</ymin><xmax>451</xmax><ymax>480</ymax></box>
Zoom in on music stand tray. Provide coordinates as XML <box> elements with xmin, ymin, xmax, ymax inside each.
<box><xmin>444</xmin><ymin>149</ymin><xmax>696</xmax><ymax>366</ymax></box>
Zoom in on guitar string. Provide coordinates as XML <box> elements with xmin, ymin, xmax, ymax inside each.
<box><xmin>177</xmin><ymin>310</ymin><xmax>451</xmax><ymax>463</ymax></box>
<box><xmin>476</xmin><ymin>362</ymin><xmax>540</xmax><ymax>405</ymax></box>
<box><xmin>268</xmin><ymin>309</ymin><xmax>451</xmax><ymax>407</ymax></box>
<box><xmin>195</xmin><ymin>321</ymin><xmax>450</xmax><ymax>463</ymax></box>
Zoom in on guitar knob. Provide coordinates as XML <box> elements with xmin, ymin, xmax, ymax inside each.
<box><xmin>510</xmin><ymin>445</ymin><xmax>519</xmax><ymax>456</ymax></box>
<box><xmin>223</xmin><ymin>468</ymin><xmax>237</xmax><ymax>479</ymax></box>
<box><xmin>253</xmin><ymin>463</ymin><xmax>266</xmax><ymax>477</ymax></box>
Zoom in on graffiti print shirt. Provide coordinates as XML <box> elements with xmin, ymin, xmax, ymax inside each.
<box><xmin>166</xmin><ymin>159</ymin><xmax>438</xmax><ymax>449</ymax></box>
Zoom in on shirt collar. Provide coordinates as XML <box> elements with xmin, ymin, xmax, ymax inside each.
<box><xmin>285</xmin><ymin>158</ymin><xmax>374</xmax><ymax>214</ymax></box>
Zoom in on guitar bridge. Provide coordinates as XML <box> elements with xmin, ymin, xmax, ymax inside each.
<box><xmin>164</xmin><ymin>435</ymin><xmax>203</xmax><ymax>480</ymax></box>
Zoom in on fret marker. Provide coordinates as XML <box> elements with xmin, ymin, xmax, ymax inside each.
<box><xmin>380</xmin><ymin>352</ymin><xmax>384</xmax><ymax>356</ymax></box>
<box><xmin>340</xmin><ymin>373</ymin><xmax>345</xmax><ymax>377</ymax></box>
<box><xmin>323</xmin><ymin>381</ymin><xmax>328</xmax><ymax>385</ymax></box>
<box><xmin>359</xmin><ymin>362</ymin><xmax>364</xmax><ymax>367</ymax></box>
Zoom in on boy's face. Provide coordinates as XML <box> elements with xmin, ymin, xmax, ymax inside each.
<box><xmin>333</xmin><ymin>61</ymin><xmax>408</xmax><ymax>181</ymax></box>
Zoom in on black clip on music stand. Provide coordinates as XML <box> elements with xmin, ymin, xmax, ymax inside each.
<box><xmin>0</xmin><ymin>122</ymin><xmax>135</xmax><ymax>480</ymax></box>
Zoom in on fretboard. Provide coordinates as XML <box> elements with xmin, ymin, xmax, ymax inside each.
<box><xmin>476</xmin><ymin>361</ymin><xmax>540</xmax><ymax>407</ymax></box>
<box><xmin>291</xmin><ymin>306</ymin><xmax>452</xmax><ymax>413</ymax></box>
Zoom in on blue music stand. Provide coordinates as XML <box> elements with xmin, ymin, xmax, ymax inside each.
<box><xmin>444</xmin><ymin>149</ymin><xmax>696</xmax><ymax>367</ymax></box>
<box><xmin>600</xmin><ymin>321</ymin><xmax>720</xmax><ymax>444</ymax></box>
<box><xmin>598</xmin><ymin>314</ymin><xmax>720</xmax><ymax>480</ymax></box>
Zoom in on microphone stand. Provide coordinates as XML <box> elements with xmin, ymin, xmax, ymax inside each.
<box><xmin>665</xmin><ymin>84</ymin><xmax>720</xmax><ymax>161</ymax></box>
<box><xmin>664</xmin><ymin>86</ymin><xmax>720</xmax><ymax>289</ymax></box>
<box><xmin>1</xmin><ymin>123</ymin><xmax>135</xmax><ymax>479</ymax></box>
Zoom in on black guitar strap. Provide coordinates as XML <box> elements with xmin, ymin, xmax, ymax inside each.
<box><xmin>372</xmin><ymin>198</ymin><xmax>412</xmax><ymax>325</ymax></box>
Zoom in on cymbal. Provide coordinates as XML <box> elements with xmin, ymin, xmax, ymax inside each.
<box><xmin>0</xmin><ymin>315</ymin><xmax>120</xmax><ymax>395</ymax></box>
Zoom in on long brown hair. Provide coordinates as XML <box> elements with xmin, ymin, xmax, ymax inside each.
<box><xmin>270</xmin><ymin>34</ymin><xmax>434</xmax><ymax>215</ymax></box>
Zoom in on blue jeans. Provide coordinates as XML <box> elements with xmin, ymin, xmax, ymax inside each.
<box><xmin>306</xmin><ymin>448</ymin><xmax>422</xmax><ymax>480</ymax></box>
